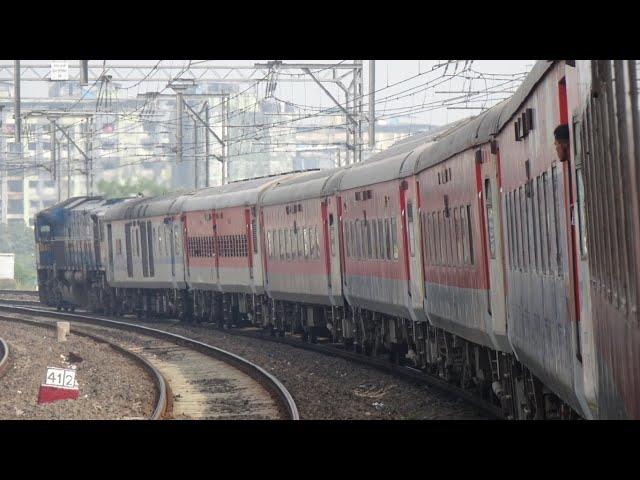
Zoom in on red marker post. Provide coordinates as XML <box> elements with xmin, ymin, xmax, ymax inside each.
<box><xmin>37</xmin><ymin>366</ymin><xmax>79</xmax><ymax>404</ymax></box>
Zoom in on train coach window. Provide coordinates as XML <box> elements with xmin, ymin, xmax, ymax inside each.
<box><xmin>407</xmin><ymin>201</ymin><xmax>416</xmax><ymax>257</ymax></box>
<box><xmin>355</xmin><ymin>220</ymin><xmax>362</xmax><ymax>259</ymax></box>
<box><xmin>551</xmin><ymin>165</ymin><xmax>563</xmax><ymax>276</ymax></box>
<box><xmin>517</xmin><ymin>186</ymin><xmax>526</xmax><ymax>271</ymax></box>
<box><xmin>531</xmin><ymin>179</ymin><xmax>539</xmax><ymax>272</ymax></box>
<box><xmin>366</xmin><ymin>221</ymin><xmax>373</xmax><ymax>259</ymax></box>
<box><xmin>524</xmin><ymin>184</ymin><xmax>533</xmax><ymax>271</ymax></box>
<box><xmin>372</xmin><ymin>220</ymin><xmax>379</xmax><ymax>259</ymax></box>
<box><xmin>391</xmin><ymin>217</ymin><xmax>399</xmax><ymax>260</ymax></box>
<box><xmin>449</xmin><ymin>212</ymin><xmax>456</xmax><ymax>265</ymax></box>
<box><xmin>466</xmin><ymin>205</ymin><xmax>474</xmax><ymax>265</ymax></box>
<box><xmin>315</xmin><ymin>227</ymin><xmax>321</xmax><ymax>259</ymax></box>
<box><xmin>329</xmin><ymin>215</ymin><xmax>336</xmax><ymax>257</ymax></box>
<box><xmin>576</xmin><ymin>167</ymin><xmax>588</xmax><ymax>259</ymax></box>
<box><xmin>303</xmin><ymin>227</ymin><xmax>310</xmax><ymax>259</ymax></box>
<box><xmin>277</xmin><ymin>230</ymin><xmax>283</xmax><ymax>260</ymax></box>
<box><xmin>536</xmin><ymin>177</ymin><xmax>546</xmax><ymax>273</ymax></box>
<box><xmin>377</xmin><ymin>219</ymin><xmax>384</xmax><ymax>261</ymax></box>
<box><xmin>443</xmin><ymin>212</ymin><xmax>451</xmax><ymax>265</ymax></box>
<box><xmin>453</xmin><ymin>207</ymin><xmax>461</xmax><ymax>265</ymax></box>
<box><xmin>296</xmin><ymin>228</ymin><xmax>303</xmax><ymax>259</ymax></box>
<box><xmin>383</xmin><ymin>219</ymin><xmax>390</xmax><ymax>260</ymax></box>
<box><xmin>309</xmin><ymin>227</ymin><xmax>315</xmax><ymax>259</ymax></box>
<box><xmin>505</xmin><ymin>192</ymin><xmax>513</xmax><ymax>269</ymax></box>
<box><xmin>272</xmin><ymin>230</ymin><xmax>278</xmax><ymax>260</ymax></box>
<box><xmin>429</xmin><ymin>213</ymin><xmax>437</xmax><ymax>264</ymax></box>
<box><xmin>516</xmin><ymin>188</ymin><xmax>523</xmax><ymax>271</ymax></box>
<box><xmin>542</xmin><ymin>172</ymin><xmax>553</xmax><ymax>274</ymax></box>
<box><xmin>266</xmin><ymin>231</ymin><xmax>272</xmax><ymax>259</ymax></box>
<box><xmin>459</xmin><ymin>207</ymin><xmax>467</xmax><ymax>265</ymax></box>
<box><xmin>344</xmin><ymin>222</ymin><xmax>351</xmax><ymax>258</ymax></box>
<box><xmin>484</xmin><ymin>180</ymin><xmax>496</xmax><ymax>260</ymax></box>
<box><xmin>252</xmin><ymin>217</ymin><xmax>258</xmax><ymax>254</ymax></box>
<box><xmin>421</xmin><ymin>213</ymin><xmax>429</xmax><ymax>263</ymax></box>
<box><xmin>284</xmin><ymin>229</ymin><xmax>290</xmax><ymax>260</ymax></box>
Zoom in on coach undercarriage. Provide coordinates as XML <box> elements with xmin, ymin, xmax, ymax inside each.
<box><xmin>87</xmin><ymin>279</ymin><xmax>577</xmax><ymax>419</ymax></box>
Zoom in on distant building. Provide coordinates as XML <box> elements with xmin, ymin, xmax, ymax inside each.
<box><xmin>0</xmin><ymin>78</ymin><xmax>437</xmax><ymax>227</ymax></box>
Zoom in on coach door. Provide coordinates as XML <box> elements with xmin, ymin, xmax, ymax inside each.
<box><xmin>212</xmin><ymin>211</ymin><xmax>220</xmax><ymax>283</ymax></box>
<box><xmin>480</xmin><ymin>145</ymin><xmax>508</xmax><ymax>351</ymax></box>
<box><xmin>169</xmin><ymin>221</ymin><xmax>176</xmax><ymax>278</ymax></box>
<box><xmin>107</xmin><ymin>223</ymin><xmax>114</xmax><ymax>281</ymax></box>
<box><xmin>182</xmin><ymin>214</ymin><xmax>190</xmax><ymax>279</ymax></box>
<box><xmin>321</xmin><ymin>200</ymin><xmax>332</xmax><ymax>290</ymax></box>
<box><xmin>124</xmin><ymin>222</ymin><xmax>134</xmax><ymax>278</ymax></box>
<box><xmin>403</xmin><ymin>179</ymin><xmax>426</xmax><ymax>322</ymax></box>
<box><xmin>245</xmin><ymin>208</ymin><xmax>254</xmax><ymax>280</ymax></box>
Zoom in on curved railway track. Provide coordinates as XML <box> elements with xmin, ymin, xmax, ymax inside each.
<box><xmin>0</xmin><ymin>290</ymin><xmax>38</xmax><ymax>296</ymax></box>
<box><xmin>0</xmin><ymin>314</ymin><xmax>167</xmax><ymax>420</ymax></box>
<box><xmin>0</xmin><ymin>303</ymin><xmax>299</xmax><ymax>420</ymax></box>
<box><xmin>0</xmin><ymin>297</ymin><xmax>495</xmax><ymax>419</ymax></box>
<box><xmin>0</xmin><ymin>335</ymin><xmax>10</xmax><ymax>379</ymax></box>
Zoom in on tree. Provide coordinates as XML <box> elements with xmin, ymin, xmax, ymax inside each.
<box><xmin>0</xmin><ymin>222</ymin><xmax>36</xmax><ymax>289</ymax></box>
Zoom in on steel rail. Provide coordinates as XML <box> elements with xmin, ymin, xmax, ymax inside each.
<box><xmin>190</xmin><ymin>325</ymin><xmax>503</xmax><ymax>420</ymax></box>
<box><xmin>0</xmin><ymin>336</ymin><xmax>9</xmax><ymax>378</ymax></box>
<box><xmin>0</xmin><ymin>314</ymin><xmax>167</xmax><ymax>420</ymax></box>
<box><xmin>0</xmin><ymin>290</ymin><xmax>39</xmax><ymax>296</ymax></box>
<box><xmin>0</xmin><ymin>304</ymin><xmax>299</xmax><ymax>420</ymax></box>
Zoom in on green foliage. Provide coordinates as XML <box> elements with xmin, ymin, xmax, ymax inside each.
<box><xmin>97</xmin><ymin>177</ymin><xmax>170</xmax><ymax>198</ymax></box>
<box><xmin>14</xmin><ymin>253</ymin><xmax>36</xmax><ymax>289</ymax></box>
<box><xmin>0</xmin><ymin>222</ymin><xmax>36</xmax><ymax>290</ymax></box>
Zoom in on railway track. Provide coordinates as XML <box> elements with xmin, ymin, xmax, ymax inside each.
<box><xmin>0</xmin><ymin>303</ymin><xmax>299</xmax><ymax>420</ymax></box>
<box><xmin>0</xmin><ymin>297</ymin><xmax>496</xmax><ymax>419</ymax></box>
<box><xmin>150</xmin><ymin>321</ymin><xmax>502</xmax><ymax>419</ymax></box>
<box><xmin>0</xmin><ymin>313</ymin><xmax>167</xmax><ymax>420</ymax></box>
<box><xmin>214</xmin><ymin>326</ymin><xmax>503</xmax><ymax>419</ymax></box>
<box><xmin>0</xmin><ymin>290</ymin><xmax>38</xmax><ymax>296</ymax></box>
<box><xmin>0</xmin><ymin>335</ymin><xmax>9</xmax><ymax>379</ymax></box>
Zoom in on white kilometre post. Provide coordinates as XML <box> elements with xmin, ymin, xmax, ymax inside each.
<box><xmin>57</xmin><ymin>321</ymin><xmax>70</xmax><ymax>342</ymax></box>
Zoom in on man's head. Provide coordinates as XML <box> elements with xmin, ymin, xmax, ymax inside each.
<box><xmin>554</xmin><ymin>124</ymin><xmax>570</xmax><ymax>161</ymax></box>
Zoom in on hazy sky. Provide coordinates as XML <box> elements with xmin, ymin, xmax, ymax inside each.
<box><xmin>1</xmin><ymin>59</ymin><xmax>535</xmax><ymax>127</ymax></box>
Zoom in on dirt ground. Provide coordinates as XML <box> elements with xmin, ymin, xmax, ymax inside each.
<box><xmin>0</xmin><ymin>320</ymin><xmax>157</xmax><ymax>420</ymax></box>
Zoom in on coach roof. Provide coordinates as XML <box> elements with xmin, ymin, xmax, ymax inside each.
<box><xmin>181</xmin><ymin>174</ymin><xmax>293</xmax><ymax>212</ymax></box>
<box><xmin>102</xmin><ymin>193</ymin><xmax>185</xmax><ymax>221</ymax></box>
<box><xmin>260</xmin><ymin>167</ymin><xmax>347</xmax><ymax>206</ymax></box>
<box><xmin>412</xmin><ymin>60</ymin><xmax>554</xmax><ymax>172</ymax></box>
<box><xmin>336</xmin><ymin>123</ymin><xmax>458</xmax><ymax>191</ymax></box>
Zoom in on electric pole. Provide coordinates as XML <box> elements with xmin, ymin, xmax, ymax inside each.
<box><xmin>368</xmin><ymin>60</ymin><xmax>375</xmax><ymax>150</ymax></box>
<box><xmin>204</xmin><ymin>102</ymin><xmax>210</xmax><ymax>187</ymax></box>
<box><xmin>221</xmin><ymin>96</ymin><xmax>228</xmax><ymax>185</ymax></box>
<box><xmin>50</xmin><ymin>120</ymin><xmax>60</xmax><ymax>202</ymax></box>
<box><xmin>67</xmin><ymin>132</ymin><xmax>71</xmax><ymax>198</ymax></box>
<box><xmin>193</xmin><ymin>117</ymin><xmax>198</xmax><ymax>189</ymax></box>
<box><xmin>13</xmin><ymin>61</ymin><xmax>20</xmax><ymax>146</ymax></box>
<box><xmin>176</xmin><ymin>90</ymin><xmax>183</xmax><ymax>165</ymax></box>
<box><xmin>0</xmin><ymin>106</ymin><xmax>6</xmax><ymax>224</ymax></box>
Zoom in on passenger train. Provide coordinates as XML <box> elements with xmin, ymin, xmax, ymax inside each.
<box><xmin>34</xmin><ymin>60</ymin><xmax>640</xmax><ymax>419</ymax></box>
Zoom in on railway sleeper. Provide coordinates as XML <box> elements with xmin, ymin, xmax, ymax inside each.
<box><xmin>42</xmin><ymin>279</ymin><xmax>581</xmax><ymax>420</ymax></box>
